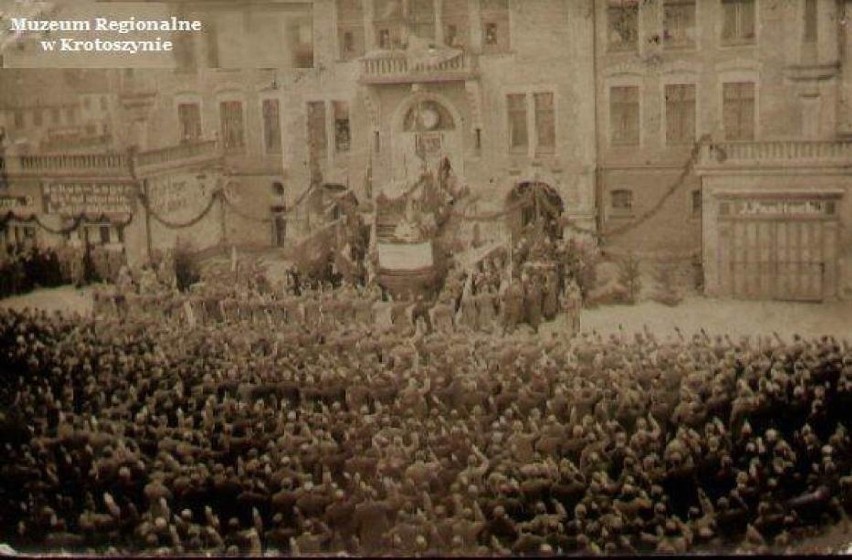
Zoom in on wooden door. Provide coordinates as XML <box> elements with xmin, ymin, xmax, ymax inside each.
<box><xmin>720</xmin><ymin>217</ymin><xmax>831</xmax><ymax>301</ymax></box>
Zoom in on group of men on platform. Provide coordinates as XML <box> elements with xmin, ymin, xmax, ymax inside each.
<box><xmin>94</xmin><ymin>254</ymin><xmax>582</xmax><ymax>337</ymax></box>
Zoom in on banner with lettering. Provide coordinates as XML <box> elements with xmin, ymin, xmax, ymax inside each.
<box><xmin>43</xmin><ymin>183</ymin><xmax>137</xmax><ymax>215</ymax></box>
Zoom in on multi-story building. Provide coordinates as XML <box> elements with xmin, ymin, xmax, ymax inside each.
<box><xmin>595</xmin><ymin>0</ymin><xmax>852</xmax><ymax>301</ymax></box>
<box><xmin>2</xmin><ymin>0</ymin><xmax>597</xmax><ymax>279</ymax></box>
<box><xmin>4</xmin><ymin>0</ymin><xmax>852</xmax><ymax>301</ymax></box>
<box><xmin>130</xmin><ymin>0</ymin><xmax>598</xmax><ymax>249</ymax></box>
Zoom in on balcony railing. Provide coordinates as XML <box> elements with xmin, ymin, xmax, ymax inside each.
<box><xmin>701</xmin><ymin>140</ymin><xmax>852</xmax><ymax>167</ymax></box>
<box><xmin>8</xmin><ymin>153</ymin><xmax>131</xmax><ymax>177</ymax></box>
<box><xmin>361</xmin><ymin>49</ymin><xmax>476</xmax><ymax>84</ymax></box>
<box><xmin>136</xmin><ymin>140</ymin><xmax>221</xmax><ymax>169</ymax></box>
<box><xmin>1</xmin><ymin>141</ymin><xmax>222</xmax><ymax>179</ymax></box>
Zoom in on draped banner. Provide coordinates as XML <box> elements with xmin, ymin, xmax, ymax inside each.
<box><xmin>377</xmin><ymin>241</ymin><xmax>433</xmax><ymax>271</ymax></box>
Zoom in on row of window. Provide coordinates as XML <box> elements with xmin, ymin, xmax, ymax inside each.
<box><xmin>610</xmin><ymin>188</ymin><xmax>702</xmax><ymax>217</ymax></box>
<box><xmin>176</xmin><ymin>99</ymin><xmax>351</xmax><ymax>158</ymax></box>
<box><xmin>336</xmin><ymin>0</ymin><xmax>510</xmax><ymax>58</ymax></box>
<box><xmin>506</xmin><ymin>92</ymin><xmax>556</xmax><ymax>155</ymax></box>
<box><xmin>176</xmin><ymin>78</ymin><xmax>755</xmax><ymax>158</ymax></box>
<box><xmin>6</xmin><ymin>105</ymin><xmax>80</xmax><ymax>130</ymax></box>
<box><xmin>178</xmin><ymin>99</ymin><xmax>282</xmax><ymax>154</ymax></box>
<box><xmin>609</xmin><ymin>81</ymin><xmax>756</xmax><ymax>146</ymax></box>
<box><xmin>607</xmin><ymin>0</ymin><xmax>818</xmax><ymax>52</ymax></box>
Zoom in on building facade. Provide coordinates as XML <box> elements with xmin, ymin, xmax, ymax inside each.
<box><xmin>595</xmin><ymin>0</ymin><xmax>852</xmax><ymax>301</ymax></box>
<box><xmin>129</xmin><ymin>0</ymin><xmax>598</xmax><ymax>247</ymax></box>
<box><xmin>3</xmin><ymin>0</ymin><xmax>852</xmax><ymax>301</ymax></box>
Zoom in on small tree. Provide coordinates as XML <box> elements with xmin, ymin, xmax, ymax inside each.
<box><xmin>617</xmin><ymin>252</ymin><xmax>642</xmax><ymax>304</ymax></box>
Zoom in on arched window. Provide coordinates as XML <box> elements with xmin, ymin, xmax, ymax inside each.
<box><xmin>403</xmin><ymin>100</ymin><xmax>455</xmax><ymax>132</ymax></box>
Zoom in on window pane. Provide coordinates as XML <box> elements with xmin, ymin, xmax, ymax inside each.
<box><xmin>337</xmin><ymin>0</ymin><xmax>366</xmax><ymax>59</ymax></box>
<box><xmin>263</xmin><ymin>99</ymin><xmax>282</xmax><ymax>154</ymax></box>
<box><xmin>178</xmin><ymin>103</ymin><xmax>202</xmax><ymax>142</ymax></box>
<box><xmin>220</xmin><ymin>101</ymin><xmax>246</xmax><ymax>152</ymax></box>
<box><xmin>665</xmin><ymin>84</ymin><xmax>695</xmax><ymax>144</ymax></box>
<box><xmin>804</xmin><ymin>0</ymin><xmax>817</xmax><ymax>42</ymax></box>
<box><xmin>611</xmin><ymin>189</ymin><xmax>633</xmax><ymax>210</ymax></box>
<box><xmin>307</xmin><ymin>101</ymin><xmax>328</xmax><ymax>160</ymax></box>
<box><xmin>374</xmin><ymin>0</ymin><xmax>404</xmax><ymax>48</ymax></box>
<box><xmin>722</xmin><ymin>0</ymin><xmax>755</xmax><ymax>43</ymax></box>
<box><xmin>608</xmin><ymin>1</ymin><xmax>639</xmax><ymax>51</ymax></box>
<box><xmin>482</xmin><ymin>0</ymin><xmax>510</xmax><ymax>53</ymax></box>
<box><xmin>723</xmin><ymin>82</ymin><xmax>755</xmax><ymax>140</ymax></box>
<box><xmin>664</xmin><ymin>0</ymin><xmax>696</xmax><ymax>47</ymax></box>
<box><xmin>334</xmin><ymin>101</ymin><xmax>351</xmax><ymax>153</ymax></box>
<box><xmin>534</xmin><ymin>92</ymin><xmax>555</xmax><ymax>152</ymax></box>
<box><xmin>507</xmin><ymin>94</ymin><xmax>528</xmax><ymax>151</ymax></box>
<box><xmin>443</xmin><ymin>0</ymin><xmax>469</xmax><ymax>48</ymax></box>
<box><xmin>721</xmin><ymin>1</ymin><xmax>737</xmax><ymax>41</ymax></box>
<box><xmin>740</xmin><ymin>0</ymin><xmax>755</xmax><ymax>39</ymax></box>
<box><xmin>610</xmin><ymin>86</ymin><xmax>639</xmax><ymax>145</ymax></box>
<box><xmin>691</xmin><ymin>190</ymin><xmax>702</xmax><ymax>215</ymax></box>
<box><xmin>411</xmin><ymin>0</ymin><xmax>436</xmax><ymax>40</ymax></box>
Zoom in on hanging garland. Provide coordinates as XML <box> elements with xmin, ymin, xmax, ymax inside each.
<box><xmin>0</xmin><ymin>210</ymin><xmax>134</xmax><ymax>235</ymax></box>
<box><xmin>445</xmin><ymin>135</ymin><xmax>710</xmax><ymax>240</ymax></box>
<box><xmin>140</xmin><ymin>189</ymin><xmax>221</xmax><ymax>230</ymax></box>
<box><xmin>604</xmin><ymin>134</ymin><xmax>710</xmax><ymax>238</ymax></box>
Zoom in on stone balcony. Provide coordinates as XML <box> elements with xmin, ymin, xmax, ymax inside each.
<box><xmin>2</xmin><ymin>153</ymin><xmax>132</xmax><ymax>179</ymax></box>
<box><xmin>698</xmin><ymin>140</ymin><xmax>852</xmax><ymax>172</ymax></box>
<box><xmin>360</xmin><ymin>48</ymin><xmax>477</xmax><ymax>85</ymax></box>
<box><xmin>1</xmin><ymin>140</ymin><xmax>222</xmax><ymax>180</ymax></box>
<box><xmin>134</xmin><ymin>139</ymin><xmax>222</xmax><ymax>176</ymax></box>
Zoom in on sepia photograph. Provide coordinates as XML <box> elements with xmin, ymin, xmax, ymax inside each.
<box><xmin>0</xmin><ymin>0</ymin><xmax>851</xmax><ymax>556</ymax></box>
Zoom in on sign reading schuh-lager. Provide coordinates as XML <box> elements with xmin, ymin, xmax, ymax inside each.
<box><xmin>43</xmin><ymin>183</ymin><xmax>137</xmax><ymax>215</ymax></box>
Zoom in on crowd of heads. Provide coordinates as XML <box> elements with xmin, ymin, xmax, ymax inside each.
<box><xmin>1</xmin><ymin>244</ymin><xmax>68</xmax><ymax>298</ymax></box>
<box><xmin>0</xmin><ymin>238</ymin><xmax>133</xmax><ymax>299</ymax></box>
<box><xmin>1</xmin><ymin>284</ymin><xmax>851</xmax><ymax>555</ymax></box>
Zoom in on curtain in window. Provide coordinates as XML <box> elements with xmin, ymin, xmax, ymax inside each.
<box><xmin>334</xmin><ymin>101</ymin><xmax>351</xmax><ymax>153</ymax></box>
<box><xmin>507</xmin><ymin>94</ymin><xmax>528</xmax><ymax>151</ymax></box>
<box><xmin>220</xmin><ymin>101</ymin><xmax>246</xmax><ymax>151</ymax></box>
<box><xmin>178</xmin><ymin>103</ymin><xmax>202</xmax><ymax>142</ymax></box>
<box><xmin>263</xmin><ymin>99</ymin><xmax>282</xmax><ymax>154</ymax></box>
<box><xmin>723</xmin><ymin>82</ymin><xmax>755</xmax><ymax>141</ymax></box>
<box><xmin>534</xmin><ymin>92</ymin><xmax>555</xmax><ymax>153</ymax></box>
<box><xmin>665</xmin><ymin>84</ymin><xmax>695</xmax><ymax>144</ymax></box>
<box><xmin>307</xmin><ymin>101</ymin><xmax>328</xmax><ymax>160</ymax></box>
<box><xmin>610</xmin><ymin>86</ymin><xmax>639</xmax><ymax>145</ymax></box>
<box><xmin>607</xmin><ymin>0</ymin><xmax>639</xmax><ymax>51</ymax></box>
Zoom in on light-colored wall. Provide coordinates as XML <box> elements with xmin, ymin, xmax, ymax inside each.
<box><xmin>596</xmin><ymin>0</ymin><xmax>843</xmax><ymax>253</ymax></box>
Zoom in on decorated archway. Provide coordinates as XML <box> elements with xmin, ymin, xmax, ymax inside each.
<box><xmin>390</xmin><ymin>93</ymin><xmax>464</xmax><ymax>185</ymax></box>
<box><xmin>506</xmin><ymin>181</ymin><xmax>564</xmax><ymax>241</ymax></box>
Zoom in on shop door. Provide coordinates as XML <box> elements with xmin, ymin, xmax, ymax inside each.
<box><xmin>717</xmin><ymin>200</ymin><xmax>838</xmax><ymax>302</ymax></box>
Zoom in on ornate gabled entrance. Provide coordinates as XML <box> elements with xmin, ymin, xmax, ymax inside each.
<box><xmin>391</xmin><ymin>94</ymin><xmax>463</xmax><ymax>185</ymax></box>
<box><xmin>506</xmin><ymin>181</ymin><xmax>564</xmax><ymax>241</ymax></box>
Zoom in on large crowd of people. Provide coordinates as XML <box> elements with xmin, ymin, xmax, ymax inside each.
<box><xmin>0</xmin><ymin>245</ymin><xmax>67</xmax><ymax>298</ymax></box>
<box><xmin>0</xmin><ymin>242</ymin><xmax>129</xmax><ymax>299</ymax></box>
<box><xmin>0</xmin><ymin>278</ymin><xmax>850</xmax><ymax>555</ymax></box>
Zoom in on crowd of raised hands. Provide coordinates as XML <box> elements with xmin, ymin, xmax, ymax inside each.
<box><xmin>1</xmin><ymin>302</ymin><xmax>850</xmax><ymax>555</ymax></box>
